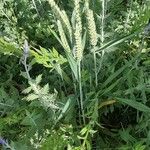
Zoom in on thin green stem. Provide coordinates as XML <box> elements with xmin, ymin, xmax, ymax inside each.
<box><xmin>71</xmin><ymin>71</ymin><xmax>81</xmax><ymax>123</ymax></box>
<box><xmin>78</xmin><ymin>61</ymin><xmax>85</xmax><ymax>124</ymax></box>
<box><xmin>96</xmin><ymin>0</ymin><xmax>106</xmax><ymax>79</ymax></box>
<box><xmin>32</xmin><ymin>0</ymin><xmax>40</xmax><ymax>17</ymax></box>
<box><xmin>101</xmin><ymin>0</ymin><xmax>105</xmax><ymax>44</ymax></box>
<box><xmin>82</xmin><ymin>130</ymin><xmax>89</xmax><ymax>148</ymax></box>
<box><xmin>93</xmin><ymin>48</ymin><xmax>98</xmax><ymax>87</ymax></box>
<box><xmin>81</xmin><ymin>124</ymin><xmax>91</xmax><ymax>148</ymax></box>
<box><xmin>24</xmin><ymin>56</ymin><xmax>31</xmax><ymax>80</ymax></box>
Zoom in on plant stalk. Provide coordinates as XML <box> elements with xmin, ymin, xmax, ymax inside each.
<box><xmin>78</xmin><ymin>61</ymin><xmax>85</xmax><ymax>124</ymax></box>
<box><xmin>93</xmin><ymin>49</ymin><xmax>98</xmax><ymax>87</ymax></box>
<box><xmin>24</xmin><ymin>56</ymin><xmax>31</xmax><ymax>80</ymax></box>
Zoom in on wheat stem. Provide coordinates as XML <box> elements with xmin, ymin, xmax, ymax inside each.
<box><xmin>93</xmin><ymin>48</ymin><xmax>98</xmax><ymax>87</ymax></box>
<box><xmin>96</xmin><ymin>0</ymin><xmax>106</xmax><ymax>79</ymax></box>
<box><xmin>101</xmin><ymin>0</ymin><xmax>105</xmax><ymax>44</ymax></box>
<box><xmin>78</xmin><ymin>62</ymin><xmax>85</xmax><ymax>124</ymax></box>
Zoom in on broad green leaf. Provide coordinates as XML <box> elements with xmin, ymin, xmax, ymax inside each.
<box><xmin>21</xmin><ymin>110</ymin><xmax>37</xmax><ymax>126</ymax></box>
<box><xmin>50</xmin><ymin>28</ymin><xmax>78</xmax><ymax>80</ymax></box>
<box><xmin>99</xmin><ymin>100</ymin><xmax>116</xmax><ymax>109</ymax></box>
<box><xmin>101</xmin><ymin>77</ymin><xmax>122</xmax><ymax>96</ymax></box>
<box><xmin>66</xmin><ymin>52</ymin><xmax>78</xmax><ymax>80</ymax></box>
<box><xmin>102</xmin><ymin>65</ymin><xmax>127</xmax><ymax>88</ymax></box>
<box><xmin>56</xmin><ymin>98</ymin><xmax>71</xmax><ymax>123</ymax></box>
<box><xmin>116</xmin><ymin>97</ymin><xmax>150</xmax><ymax>112</ymax></box>
<box><xmin>49</xmin><ymin>28</ymin><xmax>63</xmax><ymax>47</ymax></box>
<box><xmin>95</xmin><ymin>29</ymin><xmax>142</xmax><ymax>53</ymax></box>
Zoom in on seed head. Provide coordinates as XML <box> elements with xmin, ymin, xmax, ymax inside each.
<box><xmin>23</xmin><ymin>40</ymin><xmax>29</xmax><ymax>55</ymax></box>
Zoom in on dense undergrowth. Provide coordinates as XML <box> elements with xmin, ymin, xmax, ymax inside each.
<box><xmin>0</xmin><ymin>0</ymin><xmax>150</xmax><ymax>149</ymax></box>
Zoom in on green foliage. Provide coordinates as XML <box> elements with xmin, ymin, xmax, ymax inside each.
<box><xmin>32</xmin><ymin>47</ymin><xmax>67</xmax><ymax>68</ymax></box>
<box><xmin>0</xmin><ymin>38</ymin><xmax>21</xmax><ymax>56</ymax></box>
<box><xmin>23</xmin><ymin>74</ymin><xmax>58</xmax><ymax>110</ymax></box>
<box><xmin>0</xmin><ymin>0</ymin><xmax>150</xmax><ymax>149</ymax></box>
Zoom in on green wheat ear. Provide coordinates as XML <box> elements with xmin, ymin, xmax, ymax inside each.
<box><xmin>48</xmin><ymin>0</ymin><xmax>72</xmax><ymax>42</ymax></box>
<box><xmin>73</xmin><ymin>0</ymin><xmax>83</xmax><ymax>62</ymax></box>
<box><xmin>74</xmin><ymin>0</ymin><xmax>82</xmax><ymax>33</ymax></box>
<box><xmin>74</xmin><ymin>24</ymin><xmax>83</xmax><ymax>62</ymax></box>
<box><xmin>57</xmin><ymin>20</ymin><xmax>71</xmax><ymax>52</ymax></box>
<box><xmin>86</xmin><ymin>8</ymin><xmax>98</xmax><ymax>47</ymax></box>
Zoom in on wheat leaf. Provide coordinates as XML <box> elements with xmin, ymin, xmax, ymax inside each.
<box><xmin>116</xmin><ymin>97</ymin><xmax>150</xmax><ymax>113</ymax></box>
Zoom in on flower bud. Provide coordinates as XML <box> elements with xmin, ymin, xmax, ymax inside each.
<box><xmin>23</xmin><ymin>40</ymin><xmax>29</xmax><ymax>55</ymax></box>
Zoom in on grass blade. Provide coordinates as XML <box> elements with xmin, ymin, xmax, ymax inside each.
<box><xmin>116</xmin><ymin>97</ymin><xmax>150</xmax><ymax>113</ymax></box>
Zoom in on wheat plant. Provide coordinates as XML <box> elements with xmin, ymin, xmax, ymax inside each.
<box><xmin>0</xmin><ymin>0</ymin><xmax>150</xmax><ymax>149</ymax></box>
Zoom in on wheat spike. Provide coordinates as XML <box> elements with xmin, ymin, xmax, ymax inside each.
<box><xmin>74</xmin><ymin>0</ymin><xmax>82</xmax><ymax>33</ymax></box>
<box><xmin>57</xmin><ymin>20</ymin><xmax>71</xmax><ymax>52</ymax></box>
<box><xmin>48</xmin><ymin>0</ymin><xmax>72</xmax><ymax>41</ymax></box>
<box><xmin>73</xmin><ymin>0</ymin><xmax>83</xmax><ymax>61</ymax></box>
<box><xmin>74</xmin><ymin>24</ymin><xmax>83</xmax><ymax>61</ymax></box>
<box><xmin>86</xmin><ymin>9</ymin><xmax>98</xmax><ymax>47</ymax></box>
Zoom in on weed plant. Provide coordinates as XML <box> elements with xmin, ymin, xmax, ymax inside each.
<box><xmin>0</xmin><ymin>0</ymin><xmax>150</xmax><ymax>149</ymax></box>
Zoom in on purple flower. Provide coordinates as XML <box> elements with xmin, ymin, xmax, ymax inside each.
<box><xmin>144</xmin><ymin>21</ymin><xmax>150</xmax><ymax>36</ymax></box>
<box><xmin>0</xmin><ymin>138</ymin><xmax>7</xmax><ymax>145</ymax></box>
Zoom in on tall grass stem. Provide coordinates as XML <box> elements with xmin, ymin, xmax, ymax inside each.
<box><xmin>93</xmin><ymin>48</ymin><xmax>98</xmax><ymax>87</ymax></box>
<box><xmin>78</xmin><ymin>62</ymin><xmax>85</xmax><ymax>124</ymax></box>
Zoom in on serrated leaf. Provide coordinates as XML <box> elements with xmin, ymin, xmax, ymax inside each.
<box><xmin>26</xmin><ymin>94</ymin><xmax>39</xmax><ymax>101</ymax></box>
<box><xmin>0</xmin><ymin>38</ymin><xmax>21</xmax><ymax>56</ymax></box>
<box><xmin>22</xmin><ymin>87</ymin><xmax>32</xmax><ymax>94</ymax></box>
<box><xmin>41</xmin><ymin>84</ymin><xmax>49</xmax><ymax>94</ymax></box>
<box><xmin>35</xmin><ymin>74</ymin><xmax>42</xmax><ymax>84</ymax></box>
<box><xmin>20</xmin><ymin>71</ymin><xmax>28</xmax><ymax>79</ymax></box>
<box><xmin>52</xmin><ymin>47</ymin><xmax>59</xmax><ymax>57</ymax></box>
